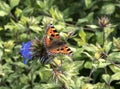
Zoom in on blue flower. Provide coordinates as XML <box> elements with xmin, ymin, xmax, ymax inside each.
<box><xmin>20</xmin><ymin>41</ymin><xmax>32</xmax><ymax>64</ymax></box>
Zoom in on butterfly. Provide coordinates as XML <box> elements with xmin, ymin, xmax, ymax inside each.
<box><xmin>43</xmin><ymin>24</ymin><xmax>72</xmax><ymax>56</ymax></box>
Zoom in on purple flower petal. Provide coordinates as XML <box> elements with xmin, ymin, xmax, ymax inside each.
<box><xmin>20</xmin><ymin>41</ymin><xmax>32</xmax><ymax>64</ymax></box>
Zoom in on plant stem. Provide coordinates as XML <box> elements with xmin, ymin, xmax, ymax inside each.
<box><xmin>102</xmin><ymin>28</ymin><xmax>108</xmax><ymax>74</ymax></box>
<box><xmin>30</xmin><ymin>68</ymin><xmax>34</xmax><ymax>88</ymax></box>
<box><xmin>88</xmin><ymin>60</ymin><xmax>94</xmax><ymax>83</ymax></box>
<box><xmin>103</xmin><ymin>28</ymin><xmax>105</xmax><ymax>47</ymax></box>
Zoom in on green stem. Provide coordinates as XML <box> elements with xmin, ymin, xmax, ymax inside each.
<box><xmin>88</xmin><ymin>60</ymin><xmax>94</xmax><ymax>83</ymax></box>
<box><xmin>102</xmin><ymin>28</ymin><xmax>108</xmax><ymax>74</ymax></box>
<box><xmin>30</xmin><ymin>68</ymin><xmax>34</xmax><ymax>88</ymax></box>
<box><xmin>103</xmin><ymin>28</ymin><xmax>105</xmax><ymax>47</ymax></box>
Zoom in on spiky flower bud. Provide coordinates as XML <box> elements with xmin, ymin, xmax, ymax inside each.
<box><xmin>98</xmin><ymin>16</ymin><xmax>110</xmax><ymax>28</ymax></box>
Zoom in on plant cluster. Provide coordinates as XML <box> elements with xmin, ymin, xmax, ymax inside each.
<box><xmin>0</xmin><ymin>0</ymin><xmax>120</xmax><ymax>89</ymax></box>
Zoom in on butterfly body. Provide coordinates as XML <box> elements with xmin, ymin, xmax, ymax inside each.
<box><xmin>43</xmin><ymin>24</ymin><xmax>72</xmax><ymax>56</ymax></box>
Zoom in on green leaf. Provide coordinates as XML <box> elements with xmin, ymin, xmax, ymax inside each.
<box><xmin>0</xmin><ymin>49</ymin><xmax>3</xmax><ymax>60</ymax></box>
<box><xmin>22</xmin><ymin>7</ymin><xmax>34</xmax><ymax>15</ymax></box>
<box><xmin>50</xmin><ymin>7</ymin><xmax>63</xmax><ymax>21</ymax></box>
<box><xmin>10</xmin><ymin>0</ymin><xmax>20</xmax><ymax>9</ymax></box>
<box><xmin>74</xmin><ymin>28</ymin><xmax>87</xmax><ymax>46</ymax></box>
<box><xmin>79</xmin><ymin>28</ymin><xmax>86</xmax><ymax>41</ymax></box>
<box><xmin>84</xmin><ymin>61</ymin><xmax>92</xmax><ymax>69</ymax></box>
<box><xmin>77</xmin><ymin>12</ymin><xmax>94</xmax><ymax>24</ymax></box>
<box><xmin>108</xmin><ymin>52</ymin><xmax>120</xmax><ymax>62</ymax></box>
<box><xmin>104</xmin><ymin>27</ymin><xmax>114</xmax><ymax>39</ymax></box>
<box><xmin>40</xmin><ymin>83</ymin><xmax>60</xmax><ymax>89</ymax></box>
<box><xmin>74</xmin><ymin>38</ymin><xmax>84</xmax><ymax>46</ymax></box>
<box><xmin>94</xmin><ymin>82</ymin><xmax>114</xmax><ymax>89</ymax></box>
<box><xmin>19</xmin><ymin>74</ymin><xmax>29</xmax><ymax>84</ymax></box>
<box><xmin>109</xmin><ymin>65</ymin><xmax>120</xmax><ymax>73</ymax></box>
<box><xmin>0</xmin><ymin>27</ymin><xmax>3</xmax><ymax>31</ymax></box>
<box><xmin>86</xmin><ymin>25</ymin><xmax>99</xmax><ymax>29</ymax></box>
<box><xmin>77</xmin><ymin>18</ymin><xmax>88</xmax><ymax>24</ymax></box>
<box><xmin>0</xmin><ymin>1</ymin><xmax>11</xmax><ymax>16</ymax></box>
<box><xmin>102</xmin><ymin>74</ymin><xmax>111</xmax><ymax>84</ymax></box>
<box><xmin>12</xmin><ymin>62</ymin><xmax>29</xmax><ymax>69</ymax></box>
<box><xmin>0</xmin><ymin>87</ymin><xmax>10</xmax><ymax>89</ymax></box>
<box><xmin>95</xmin><ymin>31</ymin><xmax>103</xmax><ymax>45</ymax></box>
<box><xmin>0</xmin><ymin>41</ymin><xmax>3</xmax><ymax>60</ymax></box>
<box><xmin>19</xmin><ymin>34</ymin><xmax>28</xmax><ymax>40</ymax></box>
<box><xmin>72</xmin><ymin>48</ymin><xmax>84</xmax><ymax>60</ymax></box>
<box><xmin>82</xmin><ymin>84</ymin><xmax>94</xmax><ymax>89</ymax></box>
<box><xmin>30</xmin><ymin>25</ymin><xmax>42</xmax><ymax>33</ymax></box>
<box><xmin>113</xmin><ymin>37</ymin><xmax>120</xmax><ymax>51</ymax></box>
<box><xmin>111</xmin><ymin>72</ymin><xmax>120</xmax><ymax>81</ymax></box>
<box><xmin>83</xmin><ymin>44</ymin><xmax>98</xmax><ymax>52</ymax></box>
<box><xmin>0</xmin><ymin>11</ymin><xmax>8</xmax><ymax>16</ymax></box>
<box><xmin>62</xmin><ymin>61</ymin><xmax>84</xmax><ymax>77</ymax></box>
<box><xmin>15</xmin><ymin>8</ymin><xmax>22</xmax><ymax>17</ymax></box>
<box><xmin>82</xmin><ymin>52</ymin><xmax>93</xmax><ymax>60</ymax></box>
<box><xmin>39</xmin><ymin>67</ymin><xmax>51</xmax><ymax>82</ymax></box>
<box><xmin>85</xmin><ymin>0</ymin><xmax>92</xmax><ymax>8</ymax></box>
<box><xmin>104</xmin><ymin>42</ymin><xmax>112</xmax><ymax>53</ymax></box>
<box><xmin>86</xmin><ymin>12</ymin><xmax>94</xmax><ymax>23</ymax></box>
<box><xmin>100</xmin><ymin>4</ymin><xmax>115</xmax><ymax>15</ymax></box>
<box><xmin>93</xmin><ymin>59</ymin><xmax>111</xmax><ymax>69</ymax></box>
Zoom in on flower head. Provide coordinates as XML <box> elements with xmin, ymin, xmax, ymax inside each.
<box><xmin>31</xmin><ymin>38</ymin><xmax>52</xmax><ymax>64</ymax></box>
<box><xmin>98</xmin><ymin>16</ymin><xmax>110</xmax><ymax>28</ymax></box>
<box><xmin>20</xmin><ymin>41</ymin><xmax>32</xmax><ymax>64</ymax></box>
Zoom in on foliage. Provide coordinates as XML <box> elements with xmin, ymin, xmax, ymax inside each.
<box><xmin>0</xmin><ymin>0</ymin><xmax>120</xmax><ymax>89</ymax></box>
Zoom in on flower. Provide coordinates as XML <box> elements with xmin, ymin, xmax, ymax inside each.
<box><xmin>20</xmin><ymin>38</ymin><xmax>54</xmax><ymax>65</ymax></box>
<box><xmin>98</xmin><ymin>16</ymin><xmax>110</xmax><ymax>28</ymax></box>
<box><xmin>20</xmin><ymin>41</ymin><xmax>32</xmax><ymax>64</ymax></box>
<box><xmin>31</xmin><ymin>38</ymin><xmax>53</xmax><ymax>64</ymax></box>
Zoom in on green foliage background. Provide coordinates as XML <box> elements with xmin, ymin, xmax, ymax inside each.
<box><xmin>0</xmin><ymin>0</ymin><xmax>120</xmax><ymax>89</ymax></box>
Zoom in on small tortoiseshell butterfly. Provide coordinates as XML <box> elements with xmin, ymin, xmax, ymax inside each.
<box><xmin>43</xmin><ymin>24</ymin><xmax>72</xmax><ymax>56</ymax></box>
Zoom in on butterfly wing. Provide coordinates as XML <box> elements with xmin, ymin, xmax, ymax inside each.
<box><xmin>49</xmin><ymin>45</ymin><xmax>72</xmax><ymax>55</ymax></box>
<box><xmin>43</xmin><ymin>24</ymin><xmax>60</xmax><ymax>47</ymax></box>
<box><xmin>43</xmin><ymin>24</ymin><xmax>72</xmax><ymax>55</ymax></box>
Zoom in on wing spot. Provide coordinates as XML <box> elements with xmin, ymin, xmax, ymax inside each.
<box><xmin>70</xmin><ymin>51</ymin><xmax>72</xmax><ymax>53</ymax></box>
<box><xmin>61</xmin><ymin>48</ymin><xmax>64</xmax><ymax>50</ymax></box>
<box><xmin>57</xmin><ymin>49</ymin><xmax>59</xmax><ymax>51</ymax></box>
<box><xmin>53</xmin><ymin>30</ymin><xmax>57</xmax><ymax>32</ymax></box>
<box><xmin>51</xmin><ymin>34</ymin><xmax>55</xmax><ymax>37</ymax></box>
<box><xmin>56</xmin><ymin>34</ymin><xmax>59</xmax><ymax>36</ymax></box>
<box><xmin>67</xmin><ymin>48</ymin><xmax>71</xmax><ymax>51</ymax></box>
<box><xmin>51</xmin><ymin>26</ymin><xmax>54</xmax><ymax>28</ymax></box>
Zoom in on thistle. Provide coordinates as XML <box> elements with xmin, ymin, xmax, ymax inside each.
<box><xmin>98</xmin><ymin>16</ymin><xmax>110</xmax><ymax>28</ymax></box>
